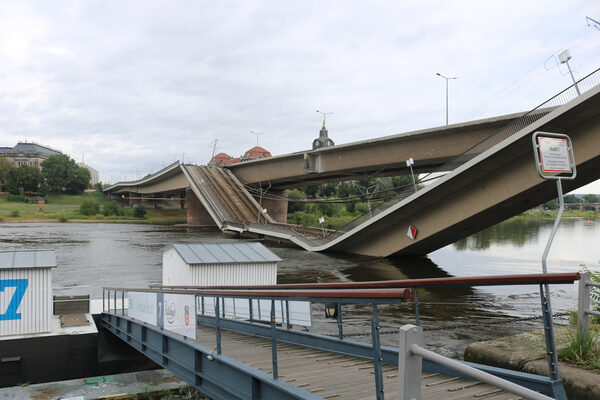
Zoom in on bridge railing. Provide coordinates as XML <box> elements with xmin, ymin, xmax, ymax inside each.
<box><xmin>327</xmin><ymin>66</ymin><xmax>600</xmax><ymax>239</ymax></box>
<box><xmin>577</xmin><ymin>270</ymin><xmax>600</xmax><ymax>342</ymax></box>
<box><xmin>129</xmin><ymin>272</ymin><xmax>580</xmax><ymax>399</ymax></box>
<box><xmin>399</xmin><ymin>325</ymin><xmax>553</xmax><ymax>400</ymax></box>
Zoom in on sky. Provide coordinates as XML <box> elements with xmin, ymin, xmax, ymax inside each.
<box><xmin>1</xmin><ymin>1</ymin><xmax>599</xmax><ymax>193</ymax></box>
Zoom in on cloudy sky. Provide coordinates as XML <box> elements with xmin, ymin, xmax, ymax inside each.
<box><xmin>1</xmin><ymin>1</ymin><xmax>599</xmax><ymax>192</ymax></box>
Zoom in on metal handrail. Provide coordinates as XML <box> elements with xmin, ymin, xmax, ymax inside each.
<box><xmin>103</xmin><ymin>274</ymin><xmax>574</xmax><ymax>399</ymax></box>
<box><xmin>149</xmin><ymin>272</ymin><xmax>580</xmax><ymax>291</ymax></box>
<box><xmin>400</xmin><ymin>325</ymin><xmax>552</xmax><ymax>400</ymax></box>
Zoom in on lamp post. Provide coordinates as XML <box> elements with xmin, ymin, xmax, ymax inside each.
<box><xmin>316</xmin><ymin>110</ymin><xmax>333</xmax><ymax>126</ymax></box>
<box><xmin>436</xmin><ymin>73</ymin><xmax>457</xmax><ymax>125</ymax></box>
<box><xmin>250</xmin><ymin>131</ymin><xmax>264</xmax><ymax>147</ymax></box>
<box><xmin>558</xmin><ymin>50</ymin><xmax>580</xmax><ymax>96</ymax></box>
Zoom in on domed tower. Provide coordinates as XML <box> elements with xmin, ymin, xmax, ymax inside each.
<box><xmin>313</xmin><ymin>111</ymin><xmax>335</xmax><ymax>150</ymax></box>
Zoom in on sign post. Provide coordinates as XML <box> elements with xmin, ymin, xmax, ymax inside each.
<box><xmin>531</xmin><ymin>132</ymin><xmax>576</xmax><ymax>393</ymax></box>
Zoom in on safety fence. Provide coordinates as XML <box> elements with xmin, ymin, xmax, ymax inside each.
<box><xmin>103</xmin><ymin>272</ymin><xmax>582</xmax><ymax>399</ymax></box>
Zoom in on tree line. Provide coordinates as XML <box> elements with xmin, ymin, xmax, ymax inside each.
<box><xmin>543</xmin><ymin>193</ymin><xmax>600</xmax><ymax>209</ymax></box>
<box><xmin>0</xmin><ymin>154</ymin><xmax>90</xmax><ymax>195</ymax></box>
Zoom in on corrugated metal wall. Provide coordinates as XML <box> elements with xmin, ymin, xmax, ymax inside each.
<box><xmin>191</xmin><ymin>262</ymin><xmax>277</xmax><ymax>286</ymax></box>
<box><xmin>0</xmin><ymin>267</ymin><xmax>52</xmax><ymax>336</ymax></box>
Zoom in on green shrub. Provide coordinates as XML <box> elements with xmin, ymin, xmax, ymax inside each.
<box><xmin>10</xmin><ymin>210</ymin><xmax>19</xmax><ymax>217</ymax></box>
<box><xmin>58</xmin><ymin>215</ymin><xmax>68</xmax><ymax>223</ymax></box>
<box><xmin>132</xmin><ymin>204</ymin><xmax>147</xmax><ymax>218</ymax></box>
<box><xmin>6</xmin><ymin>194</ymin><xmax>28</xmax><ymax>203</ymax></box>
<box><xmin>80</xmin><ymin>199</ymin><xmax>100</xmax><ymax>216</ymax></box>
<box><xmin>355</xmin><ymin>202</ymin><xmax>370</xmax><ymax>214</ymax></box>
<box><xmin>102</xmin><ymin>201</ymin><xmax>120</xmax><ymax>216</ymax></box>
<box><xmin>0</xmin><ymin>216</ymin><xmax>4</xmax><ymax>222</ymax></box>
<box><xmin>287</xmin><ymin>189</ymin><xmax>307</xmax><ymax>213</ymax></box>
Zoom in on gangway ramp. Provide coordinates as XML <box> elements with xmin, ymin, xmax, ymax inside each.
<box><xmin>102</xmin><ymin>273</ymin><xmax>579</xmax><ymax>399</ymax></box>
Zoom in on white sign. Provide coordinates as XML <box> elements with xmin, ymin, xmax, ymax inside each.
<box><xmin>128</xmin><ymin>292</ymin><xmax>158</xmax><ymax>326</ymax></box>
<box><xmin>162</xmin><ymin>293</ymin><xmax>196</xmax><ymax>339</ymax></box>
<box><xmin>319</xmin><ymin>217</ymin><xmax>325</xmax><ymax>224</ymax></box>
<box><xmin>538</xmin><ymin>137</ymin><xmax>572</xmax><ymax>173</ymax></box>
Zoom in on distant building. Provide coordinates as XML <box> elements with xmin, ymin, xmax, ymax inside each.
<box><xmin>0</xmin><ymin>142</ymin><xmax>62</xmax><ymax>169</ymax></box>
<box><xmin>208</xmin><ymin>152</ymin><xmax>241</xmax><ymax>167</ymax></box>
<box><xmin>241</xmin><ymin>146</ymin><xmax>272</xmax><ymax>161</ymax></box>
<box><xmin>209</xmin><ymin>147</ymin><xmax>272</xmax><ymax>166</ymax></box>
<box><xmin>312</xmin><ymin>121</ymin><xmax>335</xmax><ymax>150</ymax></box>
<box><xmin>77</xmin><ymin>162</ymin><xmax>100</xmax><ymax>186</ymax></box>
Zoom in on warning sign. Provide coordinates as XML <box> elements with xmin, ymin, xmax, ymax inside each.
<box><xmin>538</xmin><ymin>137</ymin><xmax>572</xmax><ymax>173</ymax></box>
<box><xmin>407</xmin><ymin>225</ymin><xmax>417</xmax><ymax>240</ymax></box>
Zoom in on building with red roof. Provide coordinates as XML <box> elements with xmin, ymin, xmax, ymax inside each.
<box><xmin>241</xmin><ymin>146</ymin><xmax>272</xmax><ymax>161</ymax></box>
<box><xmin>208</xmin><ymin>146</ymin><xmax>272</xmax><ymax>166</ymax></box>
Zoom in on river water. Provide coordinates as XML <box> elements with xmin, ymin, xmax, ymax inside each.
<box><xmin>0</xmin><ymin>218</ymin><xmax>598</xmax><ymax>358</ymax></box>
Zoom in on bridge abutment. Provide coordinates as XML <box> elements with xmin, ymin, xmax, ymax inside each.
<box><xmin>186</xmin><ymin>188</ymin><xmax>217</xmax><ymax>226</ymax></box>
<box><xmin>256</xmin><ymin>189</ymin><xmax>288</xmax><ymax>223</ymax></box>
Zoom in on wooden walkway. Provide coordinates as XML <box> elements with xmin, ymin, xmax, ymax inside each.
<box><xmin>195</xmin><ymin>325</ymin><xmax>522</xmax><ymax>400</ymax></box>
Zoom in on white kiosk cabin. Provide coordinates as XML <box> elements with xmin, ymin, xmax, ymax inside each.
<box><xmin>0</xmin><ymin>250</ymin><xmax>56</xmax><ymax>336</ymax></box>
<box><xmin>162</xmin><ymin>242</ymin><xmax>281</xmax><ymax>287</ymax></box>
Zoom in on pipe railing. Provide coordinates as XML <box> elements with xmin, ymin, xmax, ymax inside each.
<box><xmin>578</xmin><ymin>271</ymin><xmax>600</xmax><ymax>341</ymax></box>
<box><xmin>103</xmin><ymin>285</ymin><xmax>408</xmax><ymax>399</ymax></box>
<box><xmin>399</xmin><ymin>325</ymin><xmax>553</xmax><ymax>400</ymax></box>
<box><xmin>104</xmin><ymin>273</ymin><xmax>580</xmax><ymax>399</ymax></box>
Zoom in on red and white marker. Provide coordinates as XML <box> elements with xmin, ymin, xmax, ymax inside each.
<box><xmin>407</xmin><ymin>225</ymin><xmax>417</xmax><ymax>240</ymax></box>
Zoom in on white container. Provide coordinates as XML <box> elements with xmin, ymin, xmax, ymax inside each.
<box><xmin>0</xmin><ymin>250</ymin><xmax>56</xmax><ymax>336</ymax></box>
<box><xmin>162</xmin><ymin>243</ymin><xmax>280</xmax><ymax>287</ymax></box>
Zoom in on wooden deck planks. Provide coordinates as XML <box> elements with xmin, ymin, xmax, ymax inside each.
<box><xmin>195</xmin><ymin>325</ymin><xmax>523</xmax><ymax>400</ymax></box>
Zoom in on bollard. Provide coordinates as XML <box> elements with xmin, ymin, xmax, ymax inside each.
<box><xmin>398</xmin><ymin>324</ymin><xmax>422</xmax><ymax>400</ymax></box>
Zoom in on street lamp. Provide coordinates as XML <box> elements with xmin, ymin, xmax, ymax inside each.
<box><xmin>558</xmin><ymin>50</ymin><xmax>581</xmax><ymax>96</ymax></box>
<box><xmin>250</xmin><ymin>131</ymin><xmax>264</xmax><ymax>147</ymax></box>
<box><xmin>316</xmin><ymin>110</ymin><xmax>333</xmax><ymax>126</ymax></box>
<box><xmin>436</xmin><ymin>73</ymin><xmax>457</xmax><ymax>125</ymax></box>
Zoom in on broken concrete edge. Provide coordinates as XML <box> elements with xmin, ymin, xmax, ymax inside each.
<box><xmin>464</xmin><ymin>326</ymin><xmax>600</xmax><ymax>400</ymax></box>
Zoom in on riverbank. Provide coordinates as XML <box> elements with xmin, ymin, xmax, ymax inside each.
<box><xmin>0</xmin><ymin>192</ymin><xmax>187</xmax><ymax>224</ymax></box>
<box><xmin>464</xmin><ymin>326</ymin><xmax>600</xmax><ymax>399</ymax></box>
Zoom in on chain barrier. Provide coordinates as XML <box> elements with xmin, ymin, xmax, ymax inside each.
<box><xmin>331</xmin><ymin>312</ymin><xmax>571</xmax><ymax>338</ymax></box>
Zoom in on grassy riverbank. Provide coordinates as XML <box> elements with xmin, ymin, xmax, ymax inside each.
<box><xmin>0</xmin><ymin>192</ymin><xmax>187</xmax><ymax>224</ymax></box>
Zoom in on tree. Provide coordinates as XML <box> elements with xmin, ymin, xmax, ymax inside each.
<box><xmin>132</xmin><ymin>204</ymin><xmax>146</xmax><ymax>218</ymax></box>
<box><xmin>322</xmin><ymin>183</ymin><xmax>337</xmax><ymax>198</ymax></box>
<box><xmin>563</xmin><ymin>194</ymin><xmax>579</xmax><ymax>203</ymax></box>
<box><xmin>80</xmin><ymin>200</ymin><xmax>100</xmax><ymax>216</ymax></box>
<box><xmin>41</xmin><ymin>154</ymin><xmax>90</xmax><ymax>194</ymax></box>
<box><xmin>583</xmin><ymin>193</ymin><xmax>599</xmax><ymax>204</ymax></box>
<box><xmin>0</xmin><ymin>158</ymin><xmax>15</xmax><ymax>192</ymax></box>
<box><xmin>304</xmin><ymin>185</ymin><xmax>319</xmax><ymax>198</ymax></box>
<box><xmin>287</xmin><ymin>189</ymin><xmax>307</xmax><ymax>213</ymax></box>
<box><xmin>7</xmin><ymin>166</ymin><xmax>41</xmax><ymax>194</ymax></box>
<box><xmin>392</xmin><ymin>175</ymin><xmax>416</xmax><ymax>193</ymax></box>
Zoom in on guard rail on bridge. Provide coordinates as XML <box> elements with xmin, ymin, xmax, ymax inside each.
<box><xmin>102</xmin><ymin>272</ymin><xmax>580</xmax><ymax>399</ymax></box>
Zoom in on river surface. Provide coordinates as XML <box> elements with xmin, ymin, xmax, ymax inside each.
<box><xmin>0</xmin><ymin>218</ymin><xmax>598</xmax><ymax>358</ymax></box>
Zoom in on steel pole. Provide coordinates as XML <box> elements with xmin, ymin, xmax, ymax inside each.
<box><xmin>445</xmin><ymin>78</ymin><xmax>449</xmax><ymax>125</ymax></box>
